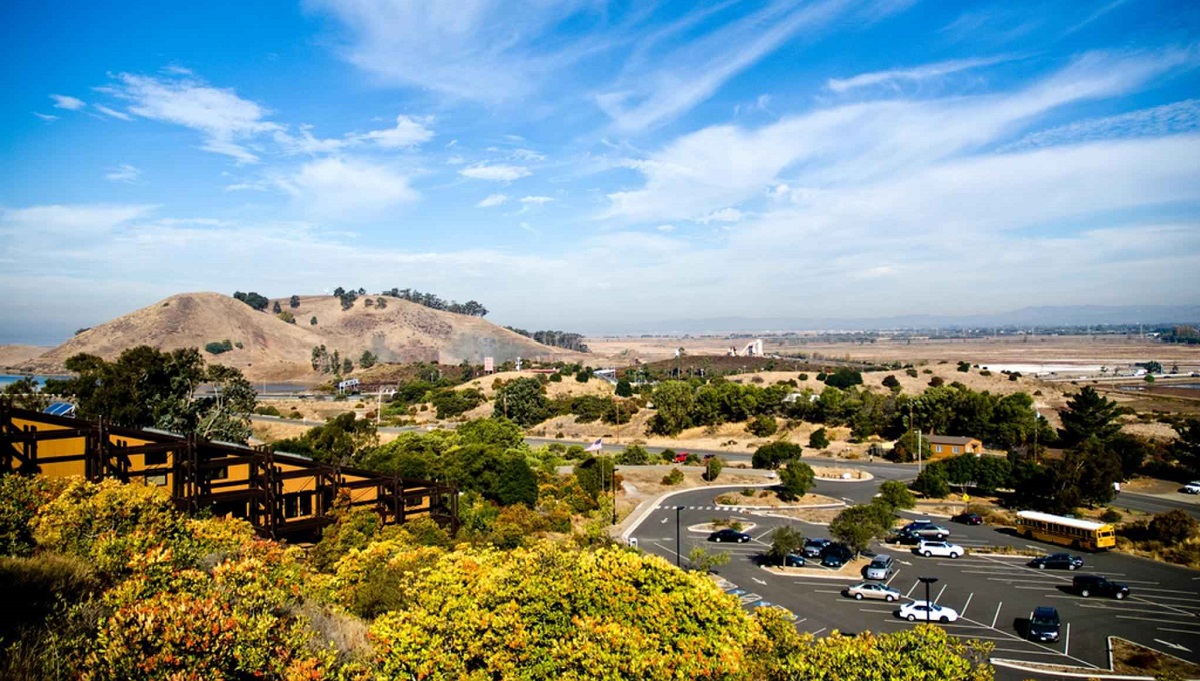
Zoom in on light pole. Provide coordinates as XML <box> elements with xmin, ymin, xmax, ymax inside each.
<box><xmin>675</xmin><ymin>505</ymin><xmax>685</xmax><ymax>568</ymax></box>
<box><xmin>918</xmin><ymin>576</ymin><xmax>938</xmax><ymax>623</ymax></box>
<box><xmin>611</xmin><ymin>463</ymin><xmax>617</xmax><ymax>526</ymax></box>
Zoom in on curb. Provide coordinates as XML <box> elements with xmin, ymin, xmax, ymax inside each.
<box><xmin>715</xmin><ymin>502</ymin><xmax>846</xmax><ymax>511</ymax></box>
<box><xmin>988</xmin><ymin>658</ymin><xmax>1142</xmax><ymax>680</ymax></box>
<box><xmin>761</xmin><ymin>566</ymin><xmax>862</xmax><ymax>581</ymax></box>
<box><xmin>618</xmin><ymin>482</ymin><xmax>778</xmax><ymax>542</ymax></box>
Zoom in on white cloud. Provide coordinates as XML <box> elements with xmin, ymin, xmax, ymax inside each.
<box><xmin>605</xmin><ymin>48</ymin><xmax>1196</xmax><ymax>224</ymax></box>
<box><xmin>308</xmin><ymin>0</ymin><xmax>599</xmax><ymax>102</ymax></box>
<box><xmin>655</xmin><ymin>224</ymin><xmax>675</xmax><ymax>232</ymax></box>
<box><xmin>274</xmin><ymin>126</ymin><xmax>348</xmax><ymax>155</ymax></box>
<box><xmin>277</xmin><ymin>157</ymin><xmax>418</xmax><ymax>219</ymax></box>
<box><xmin>50</xmin><ymin>94</ymin><xmax>85</xmax><ymax>110</ymax></box>
<box><xmin>33</xmin><ymin>112</ymin><xmax>58</xmax><ymax>122</ymax></box>
<box><xmin>1002</xmin><ymin>99</ymin><xmax>1200</xmax><ymax>151</ymax></box>
<box><xmin>477</xmin><ymin>193</ymin><xmax>509</xmax><ymax>207</ymax></box>
<box><xmin>94</xmin><ymin>105</ymin><xmax>133</xmax><ymax>121</ymax></box>
<box><xmin>224</xmin><ymin>181</ymin><xmax>271</xmax><ymax>192</ymax></box>
<box><xmin>460</xmin><ymin>163</ymin><xmax>531</xmax><ymax>182</ymax></box>
<box><xmin>519</xmin><ymin>196</ymin><xmax>553</xmax><ymax>205</ymax></box>
<box><xmin>0</xmin><ymin>204</ymin><xmax>157</xmax><ymax>236</ymax></box>
<box><xmin>104</xmin><ymin>73</ymin><xmax>281</xmax><ymax>163</ymax></box>
<box><xmin>105</xmin><ymin>164</ymin><xmax>141</xmax><ymax>183</ymax></box>
<box><xmin>358</xmin><ymin>114</ymin><xmax>434</xmax><ymax>148</ymax></box>
<box><xmin>826</xmin><ymin>56</ymin><xmax>1009</xmax><ymax>93</ymax></box>
<box><xmin>597</xmin><ymin>0</ymin><xmax>848</xmax><ymax>131</ymax></box>
<box><xmin>696</xmin><ymin>208</ymin><xmax>743</xmax><ymax>224</ymax></box>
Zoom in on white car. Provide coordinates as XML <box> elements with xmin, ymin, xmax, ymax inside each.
<box><xmin>897</xmin><ymin>600</ymin><xmax>959</xmax><ymax>623</ymax></box>
<box><xmin>1184</xmin><ymin>481</ymin><xmax>1200</xmax><ymax>494</ymax></box>
<box><xmin>916</xmin><ymin>540</ymin><xmax>965</xmax><ymax>559</ymax></box>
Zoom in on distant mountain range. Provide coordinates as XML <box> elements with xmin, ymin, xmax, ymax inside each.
<box><xmin>600</xmin><ymin>305</ymin><xmax>1200</xmax><ymax>335</ymax></box>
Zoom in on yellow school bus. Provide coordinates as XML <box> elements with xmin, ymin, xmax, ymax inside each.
<box><xmin>1016</xmin><ymin>510</ymin><xmax>1116</xmax><ymax>551</ymax></box>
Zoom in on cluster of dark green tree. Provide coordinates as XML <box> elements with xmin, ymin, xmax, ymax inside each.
<box><xmin>311</xmin><ymin>344</ymin><xmax>353</xmax><ymax>375</ymax></box>
<box><xmin>489</xmin><ymin>376</ymin><xmax>639</xmax><ymax>427</ymax></box>
<box><xmin>646</xmin><ymin>377</ymin><xmax>1048</xmax><ymax>449</ymax></box>
<box><xmin>232</xmin><ymin>290</ymin><xmax>269</xmax><ymax>310</ymax></box>
<box><xmin>36</xmin><ymin>347</ymin><xmax>256</xmax><ymax>443</ymax></box>
<box><xmin>764</xmin><ymin>481</ymin><xmax>916</xmax><ymax>561</ymax></box>
<box><xmin>911</xmin><ymin>387</ymin><xmax>1191</xmax><ymax>514</ymax></box>
<box><xmin>503</xmin><ymin>328</ymin><xmax>590</xmax><ymax>352</ymax></box>
<box><xmin>380</xmin><ymin>287</ymin><xmax>487</xmax><ymax>316</ymax></box>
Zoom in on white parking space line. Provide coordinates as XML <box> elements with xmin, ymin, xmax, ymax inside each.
<box><xmin>1064</xmin><ymin>623</ymin><xmax>1071</xmax><ymax>658</ymax></box>
<box><xmin>1115</xmin><ymin>615</ymin><xmax>1200</xmax><ymax>624</ymax></box>
<box><xmin>1082</xmin><ymin>604</ymin><xmax>1198</xmax><ymax>616</ymax></box>
<box><xmin>1132</xmin><ymin>597</ymin><xmax>1198</xmax><ymax>618</ymax></box>
<box><xmin>1135</xmin><ymin>586</ymin><xmax>1199</xmax><ymax>595</ymax></box>
<box><xmin>1158</xmin><ymin>627</ymin><xmax>1200</xmax><ymax>636</ymax></box>
<box><xmin>905</xmin><ymin>580</ymin><xmax>919</xmax><ymax>598</ymax></box>
<box><xmin>814</xmin><ymin>589</ymin><xmax>842</xmax><ymax>594</ymax></box>
<box><xmin>1012</xmin><ymin>585</ymin><xmax>1058</xmax><ymax>591</ymax></box>
<box><xmin>812</xmin><ymin>627</ymin><xmax>826</xmax><ymax>635</ymax></box>
<box><xmin>859</xmin><ymin>609</ymin><xmax>893</xmax><ymax>614</ymax></box>
<box><xmin>960</xmin><ymin>593</ymin><xmax>973</xmax><ymax>617</ymax></box>
<box><xmin>935</xmin><ymin>584</ymin><xmax>947</xmax><ymax>602</ymax></box>
<box><xmin>992</xmin><ymin>602</ymin><xmax>1003</xmax><ymax>629</ymax></box>
<box><xmin>992</xmin><ymin>649</ymin><xmax>1069</xmax><ymax>657</ymax></box>
<box><xmin>887</xmin><ymin>571</ymin><xmax>901</xmax><ymax>586</ymax></box>
<box><xmin>1134</xmin><ymin>593</ymin><xmax>1200</xmax><ymax>603</ymax></box>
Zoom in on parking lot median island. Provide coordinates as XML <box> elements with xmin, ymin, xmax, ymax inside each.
<box><xmin>762</xmin><ymin>555</ymin><xmax>871</xmax><ymax>580</ymax></box>
<box><xmin>715</xmin><ymin>490</ymin><xmax>842</xmax><ymax>508</ymax></box>
<box><xmin>691</xmin><ymin>522</ymin><xmax>758</xmax><ymax>535</ymax></box>
<box><xmin>810</xmin><ymin>466</ymin><xmax>873</xmax><ymax>481</ymax></box>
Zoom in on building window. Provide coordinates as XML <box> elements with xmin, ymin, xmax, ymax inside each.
<box><xmin>952</xmin><ymin>446</ymin><xmax>960</xmax><ymax>454</ymax></box>
<box><xmin>145</xmin><ymin>450</ymin><xmax>167</xmax><ymax>466</ymax></box>
<box><xmin>146</xmin><ymin>473</ymin><xmax>167</xmax><ymax>487</ymax></box>
<box><xmin>935</xmin><ymin>445</ymin><xmax>943</xmax><ymax>453</ymax></box>
<box><xmin>299</xmin><ymin>493</ymin><xmax>313</xmax><ymax>516</ymax></box>
<box><xmin>284</xmin><ymin>495</ymin><xmax>299</xmax><ymax>518</ymax></box>
<box><xmin>203</xmin><ymin>466</ymin><xmax>229</xmax><ymax>482</ymax></box>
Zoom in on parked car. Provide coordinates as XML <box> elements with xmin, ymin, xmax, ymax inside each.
<box><xmin>913</xmin><ymin>525</ymin><xmax>951</xmax><ymax>540</ymax></box>
<box><xmin>844</xmin><ymin>582</ymin><xmax>902</xmax><ymax>602</ymax></box>
<box><xmin>821</xmin><ymin>544</ymin><xmax>854</xmax><ymax>568</ymax></box>
<box><xmin>708</xmin><ymin>528</ymin><xmax>751</xmax><ymax>543</ymax></box>
<box><xmin>803</xmin><ymin>538</ymin><xmax>832</xmax><ymax>558</ymax></box>
<box><xmin>865</xmin><ymin>554</ymin><xmax>894</xmax><ymax>580</ymax></box>
<box><xmin>897</xmin><ymin>601</ymin><xmax>959</xmax><ymax>623</ymax></box>
<box><xmin>952</xmin><ymin>512</ymin><xmax>983</xmax><ymax>525</ymax></box>
<box><xmin>915</xmin><ymin>540</ymin><xmax>965</xmax><ymax>558</ymax></box>
<box><xmin>889</xmin><ymin>529</ymin><xmax>922</xmax><ymax>545</ymax></box>
<box><xmin>1073</xmin><ymin>575</ymin><xmax>1129</xmax><ymax>599</ymax></box>
<box><xmin>673</xmin><ymin>452</ymin><xmax>689</xmax><ymax>463</ymax></box>
<box><xmin>1184</xmin><ymin>481</ymin><xmax>1200</xmax><ymax>494</ymax></box>
<box><xmin>1029</xmin><ymin>553</ymin><xmax>1084</xmax><ymax>571</ymax></box>
<box><xmin>1028</xmin><ymin>606</ymin><xmax>1061</xmax><ymax>642</ymax></box>
<box><xmin>783</xmin><ymin>553</ymin><xmax>806</xmax><ymax>567</ymax></box>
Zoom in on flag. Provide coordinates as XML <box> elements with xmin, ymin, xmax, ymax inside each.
<box><xmin>584</xmin><ymin>437</ymin><xmax>603</xmax><ymax>452</ymax></box>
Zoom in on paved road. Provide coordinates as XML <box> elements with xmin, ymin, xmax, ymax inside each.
<box><xmin>629</xmin><ymin>484</ymin><xmax>1200</xmax><ymax>676</ymax></box>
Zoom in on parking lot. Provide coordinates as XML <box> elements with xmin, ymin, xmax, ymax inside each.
<box><xmin>631</xmin><ymin>483</ymin><xmax>1200</xmax><ymax>674</ymax></box>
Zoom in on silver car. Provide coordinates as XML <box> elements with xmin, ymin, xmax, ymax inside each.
<box><xmin>844</xmin><ymin>582</ymin><xmax>902</xmax><ymax>602</ymax></box>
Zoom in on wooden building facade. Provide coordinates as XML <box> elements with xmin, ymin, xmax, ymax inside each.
<box><xmin>0</xmin><ymin>405</ymin><xmax>457</xmax><ymax>539</ymax></box>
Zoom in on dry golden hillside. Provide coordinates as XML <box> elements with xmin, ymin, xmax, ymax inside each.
<box><xmin>18</xmin><ymin>292</ymin><xmax>577</xmax><ymax>382</ymax></box>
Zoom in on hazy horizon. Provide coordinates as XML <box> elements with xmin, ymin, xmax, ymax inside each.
<box><xmin>2</xmin><ymin>1</ymin><xmax>1199</xmax><ymax>342</ymax></box>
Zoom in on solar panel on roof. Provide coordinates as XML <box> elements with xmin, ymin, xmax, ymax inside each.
<box><xmin>45</xmin><ymin>402</ymin><xmax>76</xmax><ymax>416</ymax></box>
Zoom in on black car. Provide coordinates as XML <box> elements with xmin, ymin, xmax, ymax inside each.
<box><xmin>783</xmin><ymin>553</ymin><xmax>806</xmax><ymax>567</ymax></box>
<box><xmin>889</xmin><ymin>529</ymin><xmax>922</xmax><ymax>545</ymax></box>
<box><xmin>1028</xmin><ymin>606</ymin><xmax>1061</xmax><ymax>642</ymax></box>
<box><xmin>1029</xmin><ymin>553</ymin><xmax>1084</xmax><ymax>571</ymax></box>
<box><xmin>952</xmin><ymin>512</ymin><xmax>983</xmax><ymax>525</ymax></box>
<box><xmin>821</xmin><ymin>544</ymin><xmax>854</xmax><ymax>568</ymax></box>
<box><xmin>1073</xmin><ymin>575</ymin><xmax>1129</xmax><ymax>599</ymax></box>
<box><xmin>708</xmin><ymin>528</ymin><xmax>752</xmax><ymax>543</ymax></box>
<box><xmin>803</xmin><ymin>538</ymin><xmax>832</xmax><ymax>558</ymax></box>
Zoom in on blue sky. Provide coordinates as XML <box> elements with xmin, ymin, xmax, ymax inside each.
<box><xmin>1</xmin><ymin>0</ymin><xmax>1198</xmax><ymax>343</ymax></box>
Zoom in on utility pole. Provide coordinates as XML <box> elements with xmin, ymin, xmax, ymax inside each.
<box><xmin>917</xmin><ymin>429</ymin><xmax>923</xmax><ymax>474</ymax></box>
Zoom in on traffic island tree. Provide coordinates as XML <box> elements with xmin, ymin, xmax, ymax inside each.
<box><xmin>766</xmin><ymin>526</ymin><xmax>806</xmax><ymax>566</ymax></box>
<box><xmin>704</xmin><ymin>455</ymin><xmax>723</xmax><ymax>482</ymax></box>
<box><xmin>778</xmin><ymin>462</ymin><xmax>814</xmax><ymax>501</ymax></box>
<box><xmin>687</xmin><ymin>546</ymin><xmax>731</xmax><ymax>573</ymax></box>
<box><xmin>830</xmin><ymin>504</ymin><xmax>891</xmax><ymax>556</ymax></box>
<box><xmin>877</xmin><ymin>480</ymin><xmax>916</xmax><ymax>510</ymax></box>
<box><xmin>752</xmin><ymin>441</ymin><xmax>803</xmax><ymax>470</ymax></box>
<box><xmin>808</xmin><ymin>428</ymin><xmax>830</xmax><ymax>450</ymax></box>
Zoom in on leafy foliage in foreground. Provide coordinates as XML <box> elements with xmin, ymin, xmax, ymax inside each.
<box><xmin>0</xmin><ymin>473</ymin><xmax>995</xmax><ymax>680</ymax></box>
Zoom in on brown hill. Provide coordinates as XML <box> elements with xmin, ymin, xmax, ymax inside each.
<box><xmin>20</xmin><ymin>292</ymin><xmax>578</xmax><ymax>382</ymax></box>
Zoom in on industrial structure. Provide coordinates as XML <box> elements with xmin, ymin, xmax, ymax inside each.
<box><xmin>0</xmin><ymin>405</ymin><xmax>458</xmax><ymax>540</ymax></box>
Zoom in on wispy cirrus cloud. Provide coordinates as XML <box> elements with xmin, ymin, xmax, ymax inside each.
<box><xmin>1001</xmin><ymin>99</ymin><xmax>1200</xmax><ymax>151</ymax></box>
<box><xmin>50</xmin><ymin>94</ymin><xmax>85</xmax><ymax>110</ymax></box>
<box><xmin>94</xmin><ymin>105</ymin><xmax>133</xmax><ymax>121</ymax></box>
<box><xmin>826</xmin><ymin>56</ymin><xmax>1010</xmax><ymax>93</ymax></box>
<box><xmin>605</xmin><ymin>48</ymin><xmax>1198</xmax><ymax>224</ymax></box>
<box><xmin>477</xmin><ymin>193</ymin><xmax>509</xmax><ymax>208</ymax></box>
<box><xmin>460</xmin><ymin>163</ymin><xmax>530</xmax><ymax>182</ymax></box>
<box><xmin>105</xmin><ymin>164</ymin><xmax>142</xmax><ymax>183</ymax></box>
<box><xmin>100</xmin><ymin>73</ymin><xmax>281</xmax><ymax>163</ymax></box>
<box><xmin>597</xmin><ymin>0</ymin><xmax>852</xmax><ymax>131</ymax></box>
